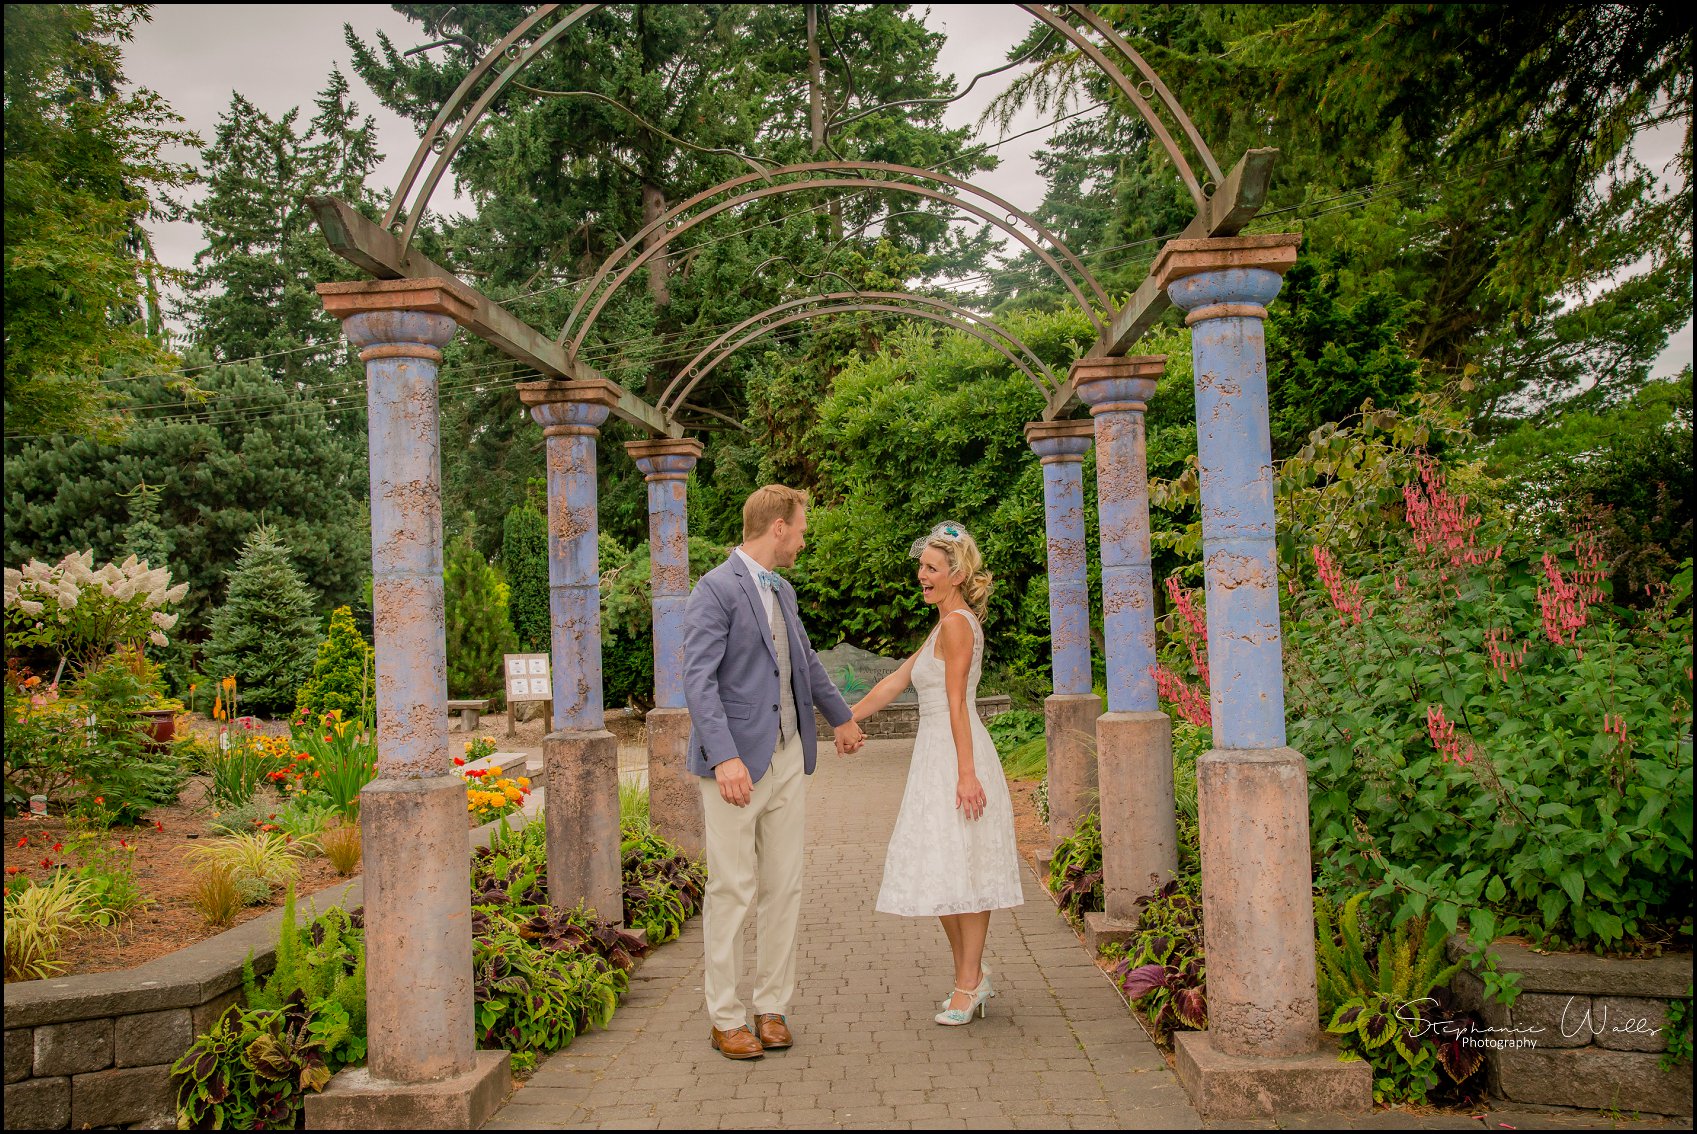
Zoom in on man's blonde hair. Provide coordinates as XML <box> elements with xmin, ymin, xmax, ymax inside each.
<box><xmin>742</xmin><ymin>484</ymin><xmax>808</xmax><ymax>542</ymax></box>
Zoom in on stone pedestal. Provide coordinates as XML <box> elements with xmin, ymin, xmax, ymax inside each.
<box><xmin>645</xmin><ymin>707</ymin><xmax>702</xmax><ymax>859</ymax></box>
<box><xmin>1174</xmin><ymin>1031</ymin><xmax>1369</xmax><ymax>1119</ymax></box>
<box><xmin>304</xmin><ymin>1051</ymin><xmax>511</xmax><ymax>1130</ymax></box>
<box><xmin>1096</xmin><ymin>710</ymin><xmax>1177</xmax><ymax>924</ymax></box>
<box><xmin>1044</xmin><ymin>693</ymin><xmax>1101</xmax><ymax>843</ymax></box>
<box><xmin>544</xmin><ymin>729</ymin><xmax>622</xmax><ymax>922</ymax></box>
<box><xmin>359</xmin><ymin>776</ymin><xmax>476</xmax><ymax>1082</ymax></box>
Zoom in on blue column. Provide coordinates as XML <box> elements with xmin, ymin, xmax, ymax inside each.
<box><xmin>624</xmin><ymin>439</ymin><xmax>703</xmax><ymax>708</ymax></box>
<box><xmin>1023</xmin><ymin>421</ymin><xmax>1095</xmax><ymax>696</ymax></box>
<box><xmin>1072</xmin><ymin>357</ymin><xmax>1165</xmax><ymax>714</ymax></box>
<box><xmin>1155</xmin><ymin>234</ymin><xmax>1325</xmax><ymax>1062</ymax></box>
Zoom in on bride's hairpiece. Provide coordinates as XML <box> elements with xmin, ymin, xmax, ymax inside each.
<box><xmin>910</xmin><ymin>521</ymin><xmax>969</xmax><ymax>557</ymax></box>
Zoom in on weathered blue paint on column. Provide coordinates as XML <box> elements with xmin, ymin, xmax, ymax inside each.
<box><xmin>624</xmin><ymin>439</ymin><xmax>703</xmax><ymax>708</ymax></box>
<box><xmin>1023</xmin><ymin>421</ymin><xmax>1095</xmax><ymax>696</ymax></box>
<box><xmin>341</xmin><ymin>308</ymin><xmax>459</xmax><ymax>778</ymax></box>
<box><xmin>1166</xmin><ymin>258</ymin><xmax>1296</xmax><ymax>750</ymax></box>
<box><xmin>1073</xmin><ymin>357</ymin><xmax>1165</xmax><ymax>714</ymax></box>
<box><xmin>518</xmin><ymin>381</ymin><xmax>619</xmax><ymax>732</ymax></box>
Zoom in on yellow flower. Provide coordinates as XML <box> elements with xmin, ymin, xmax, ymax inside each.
<box><xmin>516</xmin><ymin>776</ymin><xmax>531</xmax><ymax>789</ymax></box>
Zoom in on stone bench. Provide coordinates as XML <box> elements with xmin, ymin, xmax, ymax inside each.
<box><xmin>447</xmin><ymin>698</ymin><xmax>491</xmax><ymax>732</ymax></box>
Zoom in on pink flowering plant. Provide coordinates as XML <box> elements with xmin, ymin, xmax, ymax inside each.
<box><xmin>1152</xmin><ymin>400</ymin><xmax>1694</xmax><ymax>962</ymax></box>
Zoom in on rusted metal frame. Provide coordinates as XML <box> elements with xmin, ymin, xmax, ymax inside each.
<box><xmin>565</xmin><ymin>175</ymin><xmax>1109</xmax><ymax>360</ymax></box>
<box><xmin>657</xmin><ymin>290</ymin><xmax>1057</xmax><ymax>410</ymax></box>
<box><xmin>1015</xmin><ymin>4</ymin><xmax>1206</xmax><ymax>211</ymax></box>
<box><xmin>398</xmin><ymin>4</ymin><xmax>603</xmax><ymax>252</ymax></box>
<box><xmin>668</xmin><ymin>304</ymin><xmax>1053</xmax><ymax>413</ymax></box>
<box><xmin>1061</xmin><ymin>4</ymin><xmax>1223</xmax><ymax>186</ymax></box>
<box><xmin>1042</xmin><ymin>147</ymin><xmax>1278</xmax><ymax>420</ymax></box>
<box><xmin>307</xmin><ymin>194</ymin><xmax>681</xmax><ymax>439</ymax></box>
<box><xmin>559</xmin><ymin>160</ymin><xmax>1111</xmax><ymax>352</ymax></box>
<box><xmin>382</xmin><ymin>4</ymin><xmax>567</xmax><ymax>231</ymax></box>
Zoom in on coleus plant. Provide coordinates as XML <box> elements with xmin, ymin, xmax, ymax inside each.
<box><xmin>1047</xmin><ymin>808</ymin><xmax>1104</xmax><ymax>922</ymax></box>
<box><xmin>1112</xmin><ymin>877</ymin><xmax>1208</xmax><ymax>1042</ymax></box>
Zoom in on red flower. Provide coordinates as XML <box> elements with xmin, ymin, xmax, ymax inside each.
<box><xmin>154</xmin><ymin>819</ymin><xmax>164</xmax><ymax>831</ymax></box>
<box><xmin>4</xmin><ymin>866</ymin><xmax>19</xmax><ymax>876</ymax></box>
<box><xmin>118</xmin><ymin>839</ymin><xmax>127</xmax><ymax>848</ymax></box>
<box><xmin>14</xmin><ymin>836</ymin><xmax>25</xmax><ymax>849</ymax></box>
<box><xmin>94</xmin><ymin>796</ymin><xmax>104</xmax><ymax>804</ymax></box>
<box><xmin>39</xmin><ymin>857</ymin><xmax>52</xmax><ymax>869</ymax></box>
<box><xmin>51</xmin><ymin>842</ymin><xmax>62</xmax><ymax>853</ymax></box>
<box><xmin>452</xmin><ymin>756</ymin><xmax>466</xmax><ymax>766</ymax></box>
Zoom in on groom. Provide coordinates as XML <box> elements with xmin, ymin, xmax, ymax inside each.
<box><xmin>684</xmin><ymin>484</ymin><xmax>866</xmax><ymax>1059</ymax></box>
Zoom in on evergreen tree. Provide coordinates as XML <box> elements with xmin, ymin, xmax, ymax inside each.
<box><xmin>295</xmin><ymin>605</ymin><xmax>375</xmax><ymax>722</ymax></box>
<box><xmin>121</xmin><ymin>480</ymin><xmax>172</xmax><ymax>572</ymax></box>
<box><xmin>204</xmin><ymin>525</ymin><xmax>321</xmax><ymax>717</ymax></box>
<box><xmin>502</xmin><ymin>501</ymin><xmax>549</xmax><ymax>653</ymax></box>
<box><xmin>444</xmin><ymin>517</ymin><xmax>516</xmax><ymax>702</ymax></box>
<box><xmin>3</xmin><ymin>4</ymin><xmax>197</xmax><ymax>437</ymax></box>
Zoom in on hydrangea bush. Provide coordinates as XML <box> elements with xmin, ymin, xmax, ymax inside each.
<box><xmin>4</xmin><ymin>550</ymin><xmax>188</xmax><ymax>674</ymax></box>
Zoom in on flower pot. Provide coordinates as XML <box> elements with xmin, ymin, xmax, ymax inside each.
<box><xmin>140</xmin><ymin>709</ymin><xmax>178</xmax><ymax>751</ymax></box>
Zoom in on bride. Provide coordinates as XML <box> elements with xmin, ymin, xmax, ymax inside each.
<box><xmin>848</xmin><ymin>522</ymin><xmax>1024</xmax><ymax>1026</ymax></box>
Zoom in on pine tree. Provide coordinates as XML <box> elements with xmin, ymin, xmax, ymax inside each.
<box><xmin>204</xmin><ymin>525</ymin><xmax>321</xmax><ymax>717</ymax></box>
<box><xmin>444</xmin><ymin>516</ymin><xmax>516</xmax><ymax>702</ymax></box>
<box><xmin>295</xmin><ymin>605</ymin><xmax>374</xmax><ymax>723</ymax></box>
<box><xmin>502</xmin><ymin>502</ymin><xmax>549</xmax><ymax>653</ymax></box>
<box><xmin>122</xmin><ymin>480</ymin><xmax>172</xmax><ymax>572</ymax></box>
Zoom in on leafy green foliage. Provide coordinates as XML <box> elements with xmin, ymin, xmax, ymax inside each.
<box><xmin>1663</xmin><ymin>985</ymin><xmax>1693</xmax><ymax>1072</ymax></box>
<box><xmin>2</xmin><ymin>5</ymin><xmax>197</xmax><ymax>438</ymax></box>
<box><xmin>986</xmin><ymin>709</ymin><xmax>1046</xmax><ymax>781</ymax></box>
<box><xmin>1316</xmin><ymin>893</ymin><xmax>1484</xmax><ymax>1106</ymax></box>
<box><xmin>1111</xmin><ymin>876</ymin><xmax>1208</xmax><ymax>1044</ymax></box>
<box><xmin>1046</xmin><ymin>808</ymin><xmax>1103</xmax><ymax>923</ymax></box>
<box><xmin>294</xmin><ymin>607</ymin><xmax>373</xmax><ymax>723</ymax></box>
<box><xmin>203</xmin><ymin>527</ymin><xmax>321</xmax><ymax>717</ymax></box>
<box><xmin>444</xmin><ymin>519</ymin><xmax>516</xmax><ymax>703</ymax></box>
<box><xmin>599</xmin><ymin>534</ymin><xmax>728</xmax><ymax>712</ymax></box>
<box><xmin>621</xmin><ymin>827</ymin><xmax>707</xmax><ymax>946</ymax></box>
<box><xmin>502</xmin><ymin>502</ymin><xmax>549</xmax><ymax>653</ymax></box>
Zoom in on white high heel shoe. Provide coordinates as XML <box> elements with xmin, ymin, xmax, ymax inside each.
<box><xmin>934</xmin><ymin>970</ymin><xmax>994</xmax><ymax>1025</ymax></box>
<box><xmin>939</xmin><ymin>963</ymin><xmax>991</xmax><ymax>1010</ymax></box>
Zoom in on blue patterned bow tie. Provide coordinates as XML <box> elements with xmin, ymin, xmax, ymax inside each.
<box><xmin>757</xmin><ymin>570</ymin><xmax>782</xmax><ymax>591</ymax></box>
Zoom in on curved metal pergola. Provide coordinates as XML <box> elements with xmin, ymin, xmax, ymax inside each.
<box><xmin>557</xmin><ymin>162</ymin><xmax>1112</xmax><ymax>360</ymax></box>
<box><xmin>381</xmin><ymin>4</ymin><xmax>1224</xmax><ymax>253</ymax></box>
<box><xmin>657</xmin><ymin>291</ymin><xmax>1060</xmax><ymax>416</ymax></box>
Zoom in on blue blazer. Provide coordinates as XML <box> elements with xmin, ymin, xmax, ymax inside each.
<box><xmin>683</xmin><ymin>554</ymin><xmax>853</xmax><ymax>783</ymax></box>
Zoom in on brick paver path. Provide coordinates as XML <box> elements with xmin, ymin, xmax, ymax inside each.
<box><xmin>485</xmin><ymin>737</ymin><xmax>1197</xmax><ymax>1130</ymax></box>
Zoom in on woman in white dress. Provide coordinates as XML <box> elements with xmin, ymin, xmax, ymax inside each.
<box><xmin>848</xmin><ymin>522</ymin><xmax>1023</xmax><ymax>1026</ymax></box>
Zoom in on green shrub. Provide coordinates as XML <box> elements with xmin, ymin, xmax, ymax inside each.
<box><xmin>294</xmin><ymin>606</ymin><xmax>373</xmax><ymax>723</ymax></box>
<box><xmin>203</xmin><ymin>526</ymin><xmax>321</xmax><ymax>717</ymax></box>
<box><xmin>502</xmin><ymin>502</ymin><xmax>549</xmax><ymax>652</ymax></box>
<box><xmin>444</xmin><ymin>518</ymin><xmax>516</xmax><ymax>704</ymax></box>
<box><xmin>1047</xmin><ymin>809</ymin><xmax>1102</xmax><ymax>922</ymax></box>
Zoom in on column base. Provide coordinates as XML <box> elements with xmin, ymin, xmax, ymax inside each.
<box><xmin>544</xmin><ymin>729</ymin><xmax>621</xmax><ymax>923</ymax></box>
<box><xmin>645</xmin><ymin>707</ymin><xmax>702</xmax><ymax>859</ymax></box>
<box><xmin>1044</xmin><ymin>693</ymin><xmax>1101</xmax><ymax>843</ymax></box>
<box><xmin>1096</xmin><ymin>710</ymin><xmax>1176</xmax><ymax>924</ymax></box>
<box><xmin>1173</xmin><ymin>1031</ymin><xmax>1370</xmax><ymax>1119</ymax></box>
<box><xmin>303</xmin><ymin>1049</ymin><xmax>511</xmax><ymax>1130</ymax></box>
<box><xmin>1082</xmin><ymin>910</ymin><xmax>1138</xmax><ymax>954</ymax></box>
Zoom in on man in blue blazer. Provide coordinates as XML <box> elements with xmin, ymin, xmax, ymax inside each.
<box><xmin>684</xmin><ymin>484</ymin><xmax>865</xmax><ymax>1059</ymax></box>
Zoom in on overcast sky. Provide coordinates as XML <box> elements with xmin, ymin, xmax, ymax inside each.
<box><xmin>122</xmin><ymin>4</ymin><xmax>1690</xmax><ymax>377</ymax></box>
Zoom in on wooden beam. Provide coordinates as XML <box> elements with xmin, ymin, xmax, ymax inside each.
<box><xmin>1045</xmin><ymin>148</ymin><xmax>1278</xmax><ymax>418</ymax></box>
<box><xmin>307</xmin><ymin>195</ymin><xmax>681</xmax><ymax>438</ymax></box>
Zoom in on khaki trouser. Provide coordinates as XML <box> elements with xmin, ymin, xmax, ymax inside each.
<box><xmin>698</xmin><ymin>732</ymin><xmax>806</xmax><ymax>1031</ymax></box>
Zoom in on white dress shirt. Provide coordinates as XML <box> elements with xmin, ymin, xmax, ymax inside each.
<box><xmin>734</xmin><ymin>546</ymin><xmax>777</xmax><ymax>632</ymax></box>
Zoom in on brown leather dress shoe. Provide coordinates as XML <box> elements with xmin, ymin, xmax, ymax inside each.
<box><xmin>709</xmin><ymin>1025</ymin><xmax>764</xmax><ymax>1060</ymax></box>
<box><xmin>754</xmin><ymin>1013</ymin><xmax>793</xmax><ymax>1050</ymax></box>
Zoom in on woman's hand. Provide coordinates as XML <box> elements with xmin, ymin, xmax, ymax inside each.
<box><xmin>956</xmin><ymin>771</ymin><xmax>987</xmax><ymax>821</ymax></box>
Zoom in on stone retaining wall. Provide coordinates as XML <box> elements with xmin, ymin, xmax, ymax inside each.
<box><xmin>4</xmin><ymin>814</ymin><xmax>518</xmax><ymax>1130</ymax></box>
<box><xmin>814</xmin><ymin>694</ymin><xmax>1012</xmax><ymax>741</ymax></box>
<box><xmin>1449</xmin><ymin>937</ymin><xmax>1692</xmax><ymax>1116</ymax></box>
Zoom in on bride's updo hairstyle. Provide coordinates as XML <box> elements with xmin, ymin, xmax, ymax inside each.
<box><xmin>910</xmin><ymin>521</ymin><xmax>994</xmax><ymax>620</ymax></box>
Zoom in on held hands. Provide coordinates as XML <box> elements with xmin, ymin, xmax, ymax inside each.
<box><xmin>714</xmin><ymin>757</ymin><xmax>754</xmax><ymax>807</ymax></box>
<box><xmin>956</xmin><ymin>771</ymin><xmax>987</xmax><ymax>821</ymax></box>
<box><xmin>834</xmin><ymin>718</ymin><xmax>866</xmax><ymax>756</ymax></box>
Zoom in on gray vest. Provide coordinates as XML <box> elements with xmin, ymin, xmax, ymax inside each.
<box><xmin>771</xmin><ymin>599</ymin><xmax>798</xmax><ymax>745</ymax></box>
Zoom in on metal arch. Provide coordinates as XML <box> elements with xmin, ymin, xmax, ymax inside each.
<box><xmin>657</xmin><ymin>291</ymin><xmax>1058</xmax><ymax>411</ymax></box>
<box><xmin>1014</xmin><ymin>4</ymin><xmax>1213</xmax><ymax>209</ymax></box>
<box><xmin>383</xmin><ymin>4</ymin><xmax>1227</xmax><ymax>255</ymax></box>
<box><xmin>559</xmin><ymin>164</ymin><xmax>1111</xmax><ymax>358</ymax></box>
<box><xmin>666</xmin><ymin>304</ymin><xmax>1054</xmax><ymax>417</ymax></box>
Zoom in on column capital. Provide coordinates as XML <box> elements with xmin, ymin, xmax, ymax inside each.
<box><xmin>1153</xmin><ymin>234</ymin><xmax>1300</xmax><ymax>325</ymax></box>
<box><xmin>1071</xmin><ymin>356</ymin><xmax>1165</xmax><ymax>416</ymax></box>
<box><xmin>518</xmin><ymin>378</ymin><xmax>620</xmax><ymax>434</ymax></box>
<box><xmin>624</xmin><ymin>438</ymin><xmax>704</xmax><ymax>481</ymax></box>
<box><xmin>1025</xmin><ymin>419</ymin><xmax>1095</xmax><ymax>464</ymax></box>
<box><xmin>317</xmin><ymin>276</ymin><xmax>478</xmax><ymax>323</ymax></box>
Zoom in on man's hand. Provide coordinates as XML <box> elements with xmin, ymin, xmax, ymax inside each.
<box><xmin>834</xmin><ymin>719</ymin><xmax>866</xmax><ymax>755</ymax></box>
<box><xmin>714</xmin><ymin>757</ymin><xmax>754</xmax><ymax>807</ymax></box>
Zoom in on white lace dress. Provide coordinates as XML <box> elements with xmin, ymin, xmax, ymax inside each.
<box><xmin>875</xmin><ymin>609</ymin><xmax>1025</xmax><ymax>917</ymax></box>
